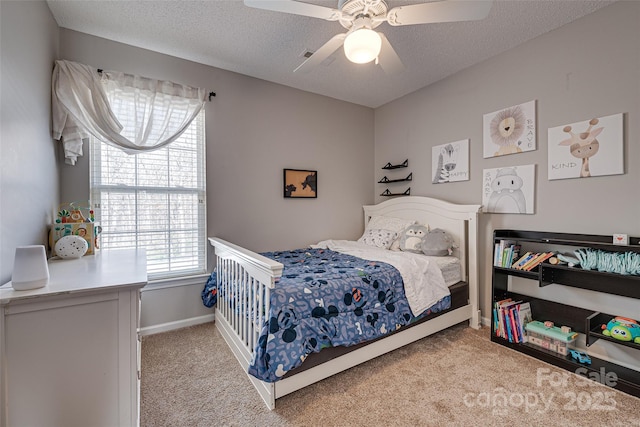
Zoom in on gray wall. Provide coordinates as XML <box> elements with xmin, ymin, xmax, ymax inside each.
<box><xmin>0</xmin><ymin>1</ymin><xmax>60</xmax><ymax>284</ymax></box>
<box><xmin>58</xmin><ymin>29</ymin><xmax>374</xmax><ymax>251</ymax></box>
<box><xmin>375</xmin><ymin>1</ymin><xmax>640</xmax><ymax>322</ymax></box>
<box><xmin>57</xmin><ymin>29</ymin><xmax>374</xmax><ymax>328</ymax></box>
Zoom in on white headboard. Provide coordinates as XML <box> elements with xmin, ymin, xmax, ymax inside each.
<box><xmin>363</xmin><ymin>196</ymin><xmax>481</xmax><ymax>284</ymax></box>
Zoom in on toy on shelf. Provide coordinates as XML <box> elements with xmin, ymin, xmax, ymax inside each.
<box><xmin>569</xmin><ymin>349</ymin><xmax>592</xmax><ymax>365</ymax></box>
<box><xmin>51</xmin><ymin>201</ymin><xmax>100</xmax><ymax>257</ymax></box>
<box><xmin>56</xmin><ymin>201</ymin><xmax>94</xmax><ymax>224</ymax></box>
<box><xmin>525</xmin><ymin>320</ymin><xmax>578</xmax><ymax>355</ymax></box>
<box><xmin>555</xmin><ymin>253</ymin><xmax>581</xmax><ymax>267</ymax></box>
<box><xmin>601</xmin><ymin>317</ymin><xmax>640</xmax><ymax>344</ymax></box>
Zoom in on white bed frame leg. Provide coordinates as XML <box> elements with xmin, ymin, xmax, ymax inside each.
<box><xmin>466</xmin><ymin>210</ymin><xmax>481</xmax><ymax>330</ymax></box>
<box><xmin>470</xmin><ymin>309</ymin><xmax>482</xmax><ymax>330</ymax></box>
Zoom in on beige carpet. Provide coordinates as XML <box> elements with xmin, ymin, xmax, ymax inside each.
<box><xmin>141</xmin><ymin>322</ymin><xmax>640</xmax><ymax>427</ymax></box>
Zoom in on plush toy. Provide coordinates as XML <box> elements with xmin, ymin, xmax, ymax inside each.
<box><xmin>421</xmin><ymin>228</ymin><xmax>455</xmax><ymax>256</ymax></box>
<box><xmin>399</xmin><ymin>224</ymin><xmax>429</xmax><ymax>253</ymax></box>
<box><xmin>601</xmin><ymin>317</ymin><xmax>640</xmax><ymax>343</ymax></box>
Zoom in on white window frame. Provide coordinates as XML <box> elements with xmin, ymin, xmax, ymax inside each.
<box><xmin>89</xmin><ymin>110</ymin><xmax>207</xmax><ymax>280</ymax></box>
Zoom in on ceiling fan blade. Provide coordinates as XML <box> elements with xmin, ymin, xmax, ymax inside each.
<box><xmin>387</xmin><ymin>0</ymin><xmax>492</xmax><ymax>26</ymax></box>
<box><xmin>378</xmin><ymin>33</ymin><xmax>405</xmax><ymax>75</ymax></box>
<box><xmin>244</xmin><ymin>0</ymin><xmax>341</xmax><ymax>21</ymax></box>
<box><xmin>294</xmin><ymin>33</ymin><xmax>346</xmax><ymax>74</ymax></box>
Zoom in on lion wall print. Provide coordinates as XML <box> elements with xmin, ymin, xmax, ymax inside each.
<box><xmin>483</xmin><ymin>100</ymin><xmax>536</xmax><ymax>158</ymax></box>
<box><xmin>547</xmin><ymin>113</ymin><xmax>623</xmax><ymax>180</ymax></box>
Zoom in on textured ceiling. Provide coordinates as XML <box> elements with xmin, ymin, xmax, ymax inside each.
<box><xmin>46</xmin><ymin>0</ymin><xmax>615</xmax><ymax>108</ymax></box>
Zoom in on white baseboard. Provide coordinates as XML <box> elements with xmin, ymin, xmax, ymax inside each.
<box><xmin>139</xmin><ymin>313</ymin><xmax>215</xmax><ymax>336</ymax></box>
<box><xmin>481</xmin><ymin>316</ymin><xmax>491</xmax><ymax>327</ymax></box>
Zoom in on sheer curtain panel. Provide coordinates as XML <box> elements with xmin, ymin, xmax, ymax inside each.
<box><xmin>52</xmin><ymin>60</ymin><xmax>206</xmax><ymax>164</ymax></box>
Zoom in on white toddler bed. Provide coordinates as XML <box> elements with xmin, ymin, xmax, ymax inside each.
<box><xmin>208</xmin><ymin>196</ymin><xmax>481</xmax><ymax>409</ymax></box>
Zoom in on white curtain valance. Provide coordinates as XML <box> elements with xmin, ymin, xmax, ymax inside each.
<box><xmin>52</xmin><ymin>60</ymin><xmax>206</xmax><ymax>165</ymax></box>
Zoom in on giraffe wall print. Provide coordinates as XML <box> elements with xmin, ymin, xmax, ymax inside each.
<box><xmin>559</xmin><ymin>118</ymin><xmax>602</xmax><ymax>178</ymax></box>
<box><xmin>431</xmin><ymin>139</ymin><xmax>470</xmax><ymax>184</ymax></box>
<box><xmin>548</xmin><ymin>113</ymin><xmax>624</xmax><ymax>181</ymax></box>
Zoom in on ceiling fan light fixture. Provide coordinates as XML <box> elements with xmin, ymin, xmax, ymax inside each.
<box><xmin>343</xmin><ymin>28</ymin><xmax>382</xmax><ymax>64</ymax></box>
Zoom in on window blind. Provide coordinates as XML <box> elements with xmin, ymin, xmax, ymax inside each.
<box><xmin>90</xmin><ymin>110</ymin><xmax>206</xmax><ymax>279</ymax></box>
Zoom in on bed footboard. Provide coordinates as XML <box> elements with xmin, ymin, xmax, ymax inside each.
<box><xmin>208</xmin><ymin>237</ymin><xmax>283</xmax><ymax>408</ymax></box>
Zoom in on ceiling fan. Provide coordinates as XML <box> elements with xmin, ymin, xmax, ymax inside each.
<box><xmin>244</xmin><ymin>0</ymin><xmax>493</xmax><ymax>74</ymax></box>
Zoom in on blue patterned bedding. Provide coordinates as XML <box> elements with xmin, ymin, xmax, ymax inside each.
<box><xmin>202</xmin><ymin>248</ymin><xmax>450</xmax><ymax>382</ymax></box>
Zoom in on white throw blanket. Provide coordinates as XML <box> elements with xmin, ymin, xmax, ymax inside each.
<box><xmin>312</xmin><ymin>240</ymin><xmax>450</xmax><ymax>316</ymax></box>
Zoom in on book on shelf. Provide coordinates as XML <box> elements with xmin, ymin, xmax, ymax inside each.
<box><xmin>494</xmin><ymin>239</ymin><xmax>518</xmax><ymax>268</ymax></box>
<box><xmin>494</xmin><ymin>243</ymin><xmax>501</xmax><ymax>267</ymax></box>
<box><xmin>516</xmin><ymin>302</ymin><xmax>532</xmax><ymax>343</ymax></box>
<box><xmin>523</xmin><ymin>252</ymin><xmax>555</xmax><ymax>271</ymax></box>
<box><xmin>492</xmin><ymin>300</ymin><xmax>534</xmax><ymax>343</ymax></box>
<box><xmin>493</xmin><ymin>299</ymin><xmax>532</xmax><ymax>343</ymax></box>
<box><xmin>493</xmin><ymin>298</ymin><xmax>511</xmax><ymax>338</ymax></box>
<box><xmin>511</xmin><ymin>251</ymin><xmax>533</xmax><ymax>269</ymax></box>
<box><xmin>505</xmin><ymin>244</ymin><xmax>521</xmax><ymax>268</ymax></box>
<box><xmin>510</xmin><ymin>251</ymin><xmax>555</xmax><ymax>271</ymax></box>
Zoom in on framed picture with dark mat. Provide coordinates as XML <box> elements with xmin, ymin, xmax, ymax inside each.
<box><xmin>283</xmin><ymin>169</ymin><xmax>317</xmax><ymax>198</ymax></box>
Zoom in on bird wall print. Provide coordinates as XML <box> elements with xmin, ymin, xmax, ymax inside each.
<box><xmin>547</xmin><ymin>113</ymin><xmax>624</xmax><ymax>180</ymax></box>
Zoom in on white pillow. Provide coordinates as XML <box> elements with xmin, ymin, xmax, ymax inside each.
<box><xmin>357</xmin><ymin>229</ymin><xmax>398</xmax><ymax>249</ymax></box>
<box><xmin>366</xmin><ymin>215</ymin><xmax>416</xmax><ymax>233</ymax></box>
<box><xmin>363</xmin><ymin>216</ymin><xmax>416</xmax><ymax>251</ymax></box>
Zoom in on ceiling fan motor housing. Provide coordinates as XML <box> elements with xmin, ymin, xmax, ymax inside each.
<box><xmin>338</xmin><ymin>0</ymin><xmax>388</xmax><ymax>29</ymax></box>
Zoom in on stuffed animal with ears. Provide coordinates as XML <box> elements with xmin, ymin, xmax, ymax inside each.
<box><xmin>399</xmin><ymin>224</ymin><xmax>429</xmax><ymax>253</ymax></box>
<box><xmin>421</xmin><ymin>228</ymin><xmax>455</xmax><ymax>256</ymax></box>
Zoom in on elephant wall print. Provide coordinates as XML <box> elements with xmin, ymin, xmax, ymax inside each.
<box><xmin>548</xmin><ymin>113</ymin><xmax>624</xmax><ymax>180</ymax></box>
<box><xmin>483</xmin><ymin>100</ymin><xmax>536</xmax><ymax>158</ymax></box>
<box><xmin>482</xmin><ymin>165</ymin><xmax>535</xmax><ymax>214</ymax></box>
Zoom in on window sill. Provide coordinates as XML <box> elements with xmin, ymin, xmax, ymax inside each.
<box><xmin>142</xmin><ymin>272</ymin><xmax>210</xmax><ymax>291</ymax></box>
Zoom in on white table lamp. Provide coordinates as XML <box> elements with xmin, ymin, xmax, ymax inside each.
<box><xmin>11</xmin><ymin>245</ymin><xmax>49</xmax><ymax>290</ymax></box>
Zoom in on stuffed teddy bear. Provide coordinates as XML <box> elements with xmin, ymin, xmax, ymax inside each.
<box><xmin>421</xmin><ymin>228</ymin><xmax>455</xmax><ymax>256</ymax></box>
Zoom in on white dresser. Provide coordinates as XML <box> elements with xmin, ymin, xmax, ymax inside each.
<box><xmin>0</xmin><ymin>249</ymin><xmax>147</xmax><ymax>427</ymax></box>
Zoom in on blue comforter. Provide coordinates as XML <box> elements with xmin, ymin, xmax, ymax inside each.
<box><xmin>202</xmin><ymin>248</ymin><xmax>450</xmax><ymax>382</ymax></box>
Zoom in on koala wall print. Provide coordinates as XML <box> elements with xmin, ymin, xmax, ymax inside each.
<box><xmin>482</xmin><ymin>165</ymin><xmax>535</xmax><ymax>214</ymax></box>
<box><xmin>483</xmin><ymin>100</ymin><xmax>536</xmax><ymax>158</ymax></box>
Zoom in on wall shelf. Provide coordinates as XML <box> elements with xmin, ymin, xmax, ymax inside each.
<box><xmin>379</xmin><ymin>160</ymin><xmax>411</xmax><ymax>197</ymax></box>
<box><xmin>381</xmin><ymin>159</ymin><xmax>408</xmax><ymax>170</ymax></box>
<box><xmin>380</xmin><ymin>188</ymin><xmax>410</xmax><ymax>197</ymax></box>
<box><xmin>378</xmin><ymin>173</ymin><xmax>412</xmax><ymax>184</ymax></box>
<box><xmin>540</xmin><ymin>264</ymin><xmax>640</xmax><ymax>299</ymax></box>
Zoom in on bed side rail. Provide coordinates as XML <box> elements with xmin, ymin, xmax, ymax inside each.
<box><xmin>209</xmin><ymin>237</ymin><xmax>283</xmax><ymax>288</ymax></box>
